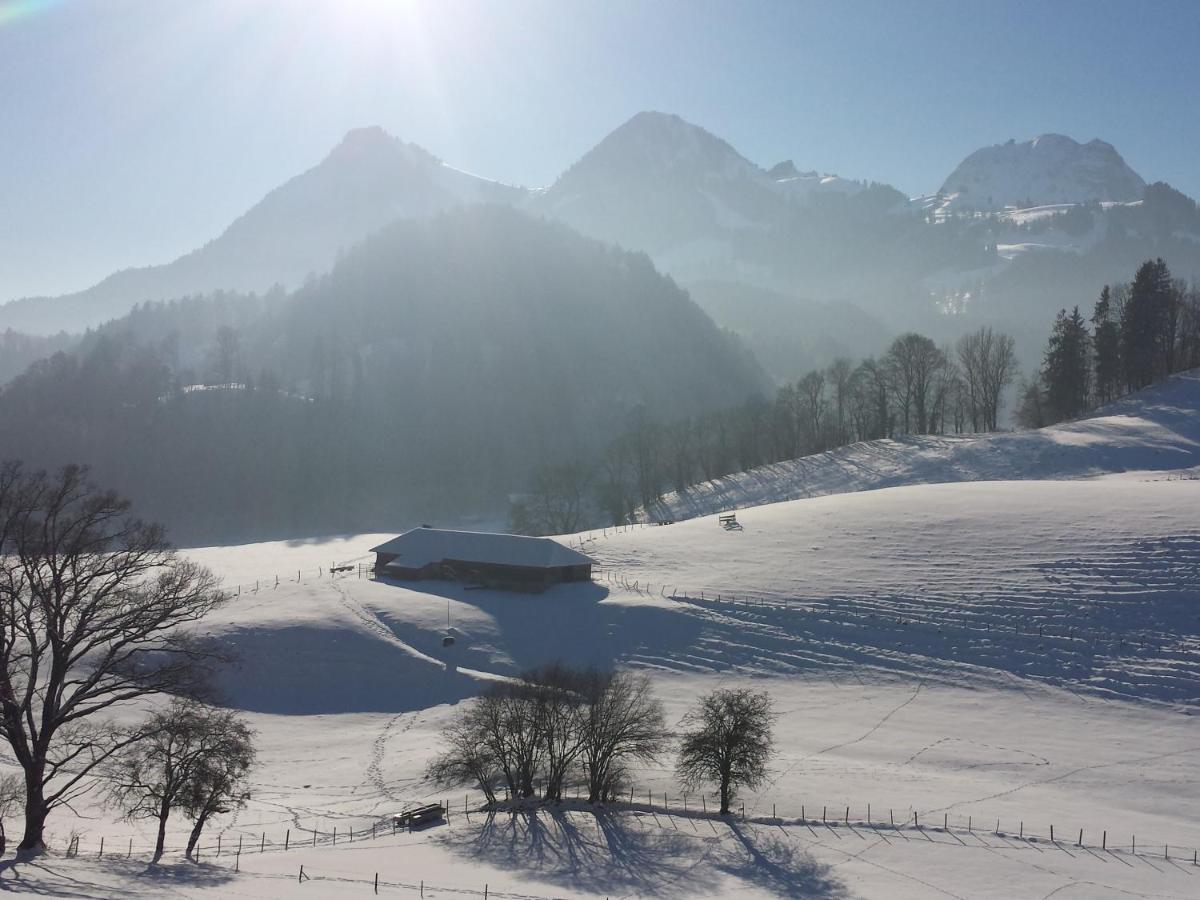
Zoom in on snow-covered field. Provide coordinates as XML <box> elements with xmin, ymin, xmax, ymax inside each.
<box><xmin>3</xmin><ymin>378</ymin><xmax>1199</xmax><ymax>898</ymax></box>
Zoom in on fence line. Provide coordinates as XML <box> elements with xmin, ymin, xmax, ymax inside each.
<box><xmin>54</xmin><ymin>792</ymin><xmax>1199</xmax><ymax>878</ymax></box>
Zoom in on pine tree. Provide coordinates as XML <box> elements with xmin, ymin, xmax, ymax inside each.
<box><xmin>1092</xmin><ymin>286</ymin><xmax>1122</xmax><ymax>405</ymax></box>
<box><xmin>1121</xmin><ymin>258</ymin><xmax>1173</xmax><ymax>390</ymax></box>
<box><xmin>1042</xmin><ymin>306</ymin><xmax>1091</xmax><ymax>422</ymax></box>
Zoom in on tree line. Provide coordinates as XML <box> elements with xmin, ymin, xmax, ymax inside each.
<box><xmin>0</xmin><ymin>208</ymin><xmax>767</xmax><ymax>545</ymax></box>
<box><xmin>0</xmin><ymin>463</ymin><xmax>253</xmax><ymax>860</ymax></box>
<box><xmin>512</xmin><ymin>325</ymin><xmax>1017</xmax><ymax>533</ymax></box>
<box><xmin>1019</xmin><ymin>258</ymin><xmax>1200</xmax><ymax>426</ymax></box>
<box><xmin>428</xmin><ymin>666</ymin><xmax>774</xmax><ymax>817</ymax></box>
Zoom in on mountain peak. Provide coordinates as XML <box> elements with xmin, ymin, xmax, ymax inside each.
<box><xmin>939</xmin><ymin>133</ymin><xmax>1146</xmax><ymax>211</ymax></box>
<box><xmin>768</xmin><ymin>160</ymin><xmax>800</xmax><ymax>180</ymax></box>
<box><xmin>323</xmin><ymin>125</ymin><xmax>439</xmax><ymax>168</ymax></box>
<box><xmin>550</xmin><ymin>111</ymin><xmax>763</xmax><ymax>192</ymax></box>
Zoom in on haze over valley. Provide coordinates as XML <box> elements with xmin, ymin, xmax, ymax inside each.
<box><xmin>1</xmin><ymin>3</ymin><xmax>1198</xmax><ymax>898</ymax></box>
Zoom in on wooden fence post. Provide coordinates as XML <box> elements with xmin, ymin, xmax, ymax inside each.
<box><xmin>285</xmin><ymin>829</ymin><xmax>290</xmax><ymax>851</ymax></box>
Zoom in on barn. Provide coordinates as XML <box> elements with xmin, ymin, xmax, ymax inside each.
<box><xmin>369</xmin><ymin>527</ymin><xmax>594</xmax><ymax>592</ymax></box>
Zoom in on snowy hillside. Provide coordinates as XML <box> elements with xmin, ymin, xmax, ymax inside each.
<box><xmin>937</xmin><ymin>133</ymin><xmax>1146</xmax><ymax>213</ymax></box>
<box><xmin>644</xmin><ymin>369</ymin><xmax>1200</xmax><ymax>522</ymax></box>
<box><xmin>12</xmin><ymin>470</ymin><xmax>1197</xmax><ymax>897</ymax></box>
<box><xmin>6</xmin><ymin>378</ymin><xmax>1200</xmax><ymax>896</ymax></box>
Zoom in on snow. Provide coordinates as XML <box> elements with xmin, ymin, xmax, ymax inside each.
<box><xmin>4</xmin><ymin>375</ymin><xmax>1200</xmax><ymax>898</ymax></box>
<box><xmin>643</xmin><ymin>370</ymin><xmax>1200</xmax><ymax>522</ymax></box>
<box><xmin>938</xmin><ymin>134</ymin><xmax>1145</xmax><ymax>213</ymax></box>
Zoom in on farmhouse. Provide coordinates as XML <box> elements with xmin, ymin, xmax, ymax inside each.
<box><xmin>370</xmin><ymin>527</ymin><xmax>594</xmax><ymax>592</ymax></box>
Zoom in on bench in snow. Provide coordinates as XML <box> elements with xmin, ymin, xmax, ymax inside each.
<box><xmin>392</xmin><ymin>804</ymin><xmax>445</xmax><ymax>829</ymax></box>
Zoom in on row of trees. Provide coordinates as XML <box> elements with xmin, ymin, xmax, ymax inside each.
<box><xmin>1022</xmin><ymin>259</ymin><xmax>1200</xmax><ymax>426</ymax></box>
<box><xmin>0</xmin><ymin>462</ymin><xmax>253</xmax><ymax>858</ymax></box>
<box><xmin>513</xmin><ymin>326</ymin><xmax>1017</xmax><ymax>533</ymax></box>
<box><xmin>428</xmin><ymin>668</ymin><xmax>775</xmax><ymax>817</ymax></box>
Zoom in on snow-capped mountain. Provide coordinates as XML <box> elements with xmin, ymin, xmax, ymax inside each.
<box><xmin>936</xmin><ymin>133</ymin><xmax>1146</xmax><ymax>212</ymax></box>
<box><xmin>768</xmin><ymin>159</ymin><xmax>866</xmax><ymax>200</ymax></box>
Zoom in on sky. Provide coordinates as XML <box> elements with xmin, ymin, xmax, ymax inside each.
<box><xmin>1</xmin><ymin>0</ymin><xmax>1198</xmax><ymax>302</ymax></box>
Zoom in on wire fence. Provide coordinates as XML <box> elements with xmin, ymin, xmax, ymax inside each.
<box><xmin>54</xmin><ymin>791</ymin><xmax>1200</xmax><ymax>888</ymax></box>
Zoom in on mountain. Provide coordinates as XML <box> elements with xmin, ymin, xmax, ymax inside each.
<box><xmin>936</xmin><ymin>133</ymin><xmax>1146</xmax><ymax>212</ymax></box>
<box><xmin>6</xmin><ymin>116</ymin><xmax>1199</xmax><ymax>378</ymax></box>
<box><xmin>530</xmin><ymin>111</ymin><xmax>961</xmax><ymax>341</ymax></box>
<box><xmin>530</xmin><ymin>111</ymin><xmax>789</xmax><ymax>259</ymax></box>
<box><xmin>0</xmin><ymin>206</ymin><xmax>768</xmax><ymax>543</ymax></box>
<box><xmin>0</xmin><ymin>127</ymin><xmax>526</xmax><ymax>334</ymax></box>
<box><xmin>529</xmin><ymin>111</ymin><xmax>883</xmax><ymax>276</ymax></box>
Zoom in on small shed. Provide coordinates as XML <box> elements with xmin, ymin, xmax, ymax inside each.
<box><xmin>370</xmin><ymin>527</ymin><xmax>593</xmax><ymax>592</ymax></box>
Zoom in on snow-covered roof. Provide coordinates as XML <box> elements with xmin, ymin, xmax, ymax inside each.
<box><xmin>370</xmin><ymin>528</ymin><xmax>593</xmax><ymax>570</ymax></box>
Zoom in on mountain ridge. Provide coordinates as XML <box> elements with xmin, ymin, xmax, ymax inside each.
<box><xmin>936</xmin><ymin>133</ymin><xmax>1146</xmax><ymax>212</ymax></box>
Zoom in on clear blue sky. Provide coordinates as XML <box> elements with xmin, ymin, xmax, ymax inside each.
<box><xmin>2</xmin><ymin>0</ymin><xmax>1198</xmax><ymax>301</ymax></box>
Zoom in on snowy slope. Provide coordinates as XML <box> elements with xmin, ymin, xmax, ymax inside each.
<box><xmin>937</xmin><ymin>133</ymin><xmax>1146</xmax><ymax>213</ymax></box>
<box><xmin>8</xmin><ymin>471</ymin><xmax>1200</xmax><ymax>898</ymax></box>
<box><xmin>644</xmin><ymin>369</ymin><xmax>1200</xmax><ymax>523</ymax></box>
<box><xmin>5</xmin><ymin>370</ymin><xmax>1199</xmax><ymax>898</ymax></box>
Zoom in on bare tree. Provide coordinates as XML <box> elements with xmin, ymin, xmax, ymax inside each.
<box><xmin>509</xmin><ymin>463</ymin><xmax>593</xmax><ymax>536</ymax></box>
<box><xmin>663</xmin><ymin>418</ymin><xmax>697</xmax><ymax>493</ymax></box>
<box><xmin>427</xmin><ymin>665</ymin><xmax>666</xmax><ymax>807</ymax></box>
<box><xmin>957</xmin><ymin>327</ymin><xmax>1017</xmax><ymax>431</ymax></box>
<box><xmin>676</xmin><ymin>688</ymin><xmax>774</xmax><ymax>815</ymax></box>
<box><xmin>426</xmin><ymin>707</ymin><xmax>502</xmax><ymax>805</ymax></box>
<box><xmin>524</xmin><ymin>664</ymin><xmax>587</xmax><ymax>802</ymax></box>
<box><xmin>0</xmin><ymin>463</ymin><xmax>228</xmax><ymax>852</ymax></box>
<box><xmin>826</xmin><ymin>358</ymin><xmax>855</xmax><ymax>445</ymax></box>
<box><xmin>885</xmin><ymin>333</ymin><xmax>947</xmax><ymax>434</ymax></box>
<box><xmin>107</xmin><ymin>700</ymin><xmax>253</xmax><ymax>862</ymax></box>
<box><xmin>796</xmin><ymin>370</ymin><xmax>828</xmax><ymax>452</ymax></box>
<box><xmin>851</xmin><ymin>358</ymin><xmax>891</xmax><ymax>440</ymax></box>
<box><xmin>0</xmin><ymin>773</ymin><xmax>22</xmax><ymax>857</ymax></box>
<box><xmin>578</xmin><ymin>670</ymin><xmax>666</xmax><ymax>803</ymax></box>
<box><xmin>179</xmin><ymin>711</ymin><xmax>254</xmax><ymax>860</ymax></box>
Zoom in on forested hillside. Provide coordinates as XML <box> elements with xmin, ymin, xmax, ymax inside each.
<box><xmin>0</xmin><ymin>207</ymin><xmax>766</xmax><ymax>543</ymax></box>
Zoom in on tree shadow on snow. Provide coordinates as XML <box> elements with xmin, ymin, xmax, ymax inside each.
<box><xmin>441</xmin><ymin>808</ymin><xmax>713</xmax><ymax>896</ymax></box>
<box><xmin>717</xmin><ymin>822</ymin><xmax>847</xmax><ymax>898</ymax></box>
<box><xmin>0</xmin><ymin>857</ymin><xmax>235</xmax><ymax>898</ymax></box>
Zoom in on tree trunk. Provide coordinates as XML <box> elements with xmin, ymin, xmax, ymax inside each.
<box><xmin>719</xmin><ymin>781</ymin><xmax>731</xmax><ymax>816</ymax></box>
<box><xmin>153</xmin><ymin>804</ymin><xmax>170</xmax><ymax>862</ymax></box>
<box><xmin>185</xmin><ymin>809</ymin><xmax>209</xmax><ymax>860</ymax></box>
<box><xmin>17</xmin><ymin>767</ymin><xmax>48</xmax><ymax>853</ymax></box>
